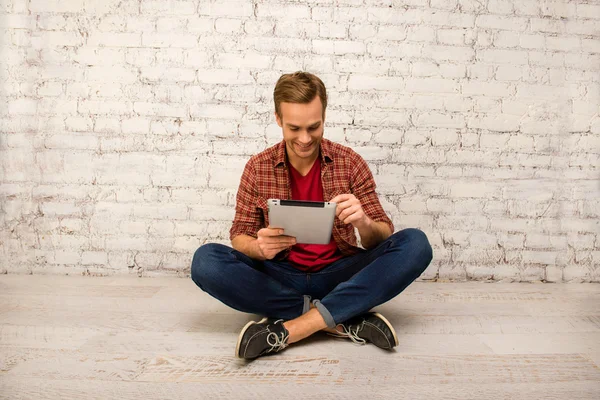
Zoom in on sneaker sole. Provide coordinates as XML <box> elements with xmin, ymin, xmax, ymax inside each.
<box><xmin>372</xmin><ymin>312</ymin><xmax>399</xmax><ymax>347</ymax></box>
<box><xmin>235</xmin><ymin>317</ymin><xmax>268</xmax><ymax>358</ymax></box>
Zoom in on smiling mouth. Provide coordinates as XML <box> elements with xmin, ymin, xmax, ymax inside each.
<box><xmin>296</xmin><ymin>143</ymin><xmax>312</xmax><ymax>149</ymax></box>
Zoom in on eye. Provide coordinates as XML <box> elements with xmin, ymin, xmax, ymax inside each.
<box><xmin>290</xmin><ymin>127</ymin><xmax>299</xmax><ymax>131</ymax></box>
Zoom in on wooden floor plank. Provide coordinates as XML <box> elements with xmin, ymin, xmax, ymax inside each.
<box><xmin>3</xmin><ymin>351</ymin><xmax>599</xmax><ymax>385</ymax></box>
<box><xmin>0</xmin><ymin>325</ymin><xmax>104</xmax><ymax>349</ymax></box>
<box><xmin>0</xmin><ymin>378</ymin><xmax>597</xmax><ymax>400</ymax></box>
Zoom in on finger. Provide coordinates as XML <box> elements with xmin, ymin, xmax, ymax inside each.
<box><xmin>265</xmin><ymin>237</ymin><xmax>296</xmax><ymax>246</ymax></box>
<box><xmin>344</xmin><ymin>212</ymin><xmax>362</xmax><ymax>225</ymax></box>
<box><xmin>264</xmin><ymin>244</ymin><xmax>293</xmax><ymax>252</ymax></box>
<box><xmin>339</xmin><ymin>204</ymin><xmax>360</xmax><ymax>221</ymax></box>
<box><xmin>335</xmin><ymin>200</ymin><xmax>351</xmax><ymax>216</ymax></box>
<box><xmin>261</xmin><ymin>227</ymin><xmax>285</xmax><ymax>237</ymax></box>
<box><xmin>330</xmin><ymin>194</ymin><xmax>351</xmax><ymax>204</ymax></box>
<box><xmin>337</xmin><ymin>201</ymin><xmax>357</xmax><ymax>218</ymax></box>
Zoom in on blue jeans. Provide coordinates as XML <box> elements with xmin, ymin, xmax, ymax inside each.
<box><xmin>190</xmin><ymin>228</ymin><xmax>433</xmax><ymax>329</ymax></box>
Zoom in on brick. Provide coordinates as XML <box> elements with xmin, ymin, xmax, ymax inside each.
<box><xmin>94</xmin><ymin>118</ymin><xmax>121</xmax><ymax>133</ymax></box>
<box><xmin>319</xmin><ymin>23</ymin><xmax>348</xmax><ymax>39</ymax></box>
<box><xmin>133</xmin><ymin>102</ymin><xmax>185</xmax><ymax>118</ymax></box>
<box><xmin>427</xmin><ymin>10</ymin><xmax>475</xmax><ymax>28</ymax></box>
<box><xmin>487</xmin><ymin>0</ymin><xmax>514</xmax><ymax>14</ymax></box>
<box><xmin>495</xmin><ymin>65</ymin><xmax>522</xmax><ymax>81</ymax></box>
<box><xmin>437</xmin><ymin>28</ymin><xmax>466</xmax><ymax>45</ymax></box>
<box><xmin>525</xmin><ymin>234</ymin><xmax>568</xmax><ymax>250</ymax></box>
<box><xmin>577</xmin><ymin>4</ymin><xmax>600</xmax><ymax>20</ymax></box>
<box><xmin>240</xmin><ymin>36</ymin><xmax>311</xmax><ymax>53</ymax></box>
<box><xmin>334</xmin><ymin>58</ymin><xmax>389</xmax><ymax>74</ymax></box>
<box><xmin>45</xmin><ymin>134</ymin><xmax>98</xmax><ymax>150</ymax></box>
<box><xmin>30</xmin><ymin>0</ymin><xmax>84</xmax><ymax>13</ymax></box>
<box><xmin>348</xmin><ymin>75</ymin><xmax>403</xmax><ymax>91</ymax></box>
<box><xmin>477</xmin><ymin>49</ymin><xmax>528</xmax><ymax>65</ymax></box>
<box><xmin>519</xmin><ymin>34</ymin><xmax>545</xmax><ymax>49</ymax></box>
<box><xmin>430</xmin><ymin>0</ymin><xmax>458</xmax><ymax>11</ymax></box>
<box><xmin>450</xmin><ymin>182</ymin><xmax>499</xmax><ymax>198</ymax></box>
<box><xmin>215</xmin><ymin>52</ymin><xmax>272</xmax><ymax>70</ymax></box>
<box><xmin>355</xmin><ymin>110</ymin><xmax>411</xmax><ymax>127</ymax></box>
<box><xmin>8</xmin><ymin>98</ymin><xmax>37</xmax><ymax>115</ymax></box>
<box><xmin>141</xmin><ymin>67</ymin><xmax>195</xmax><ymax>83</ymax></box>
<box><xmin>407</xmin><ymin>26</ymin><xmax>436</xmax><ymax>42</ymax></box>
<box><xmin>377</xmin><ymin>25</ymin><xmax>408</xmax><ymax>41</ymax></box>
<box><xmin>81</xmin><ymin>251</ymin><xmax>108</xmax><ymax>265</ymax></box>
<box><xmin>313</xmin><ymin>40</ymin><xmax>366</xmax><ymax>55</ymax></box>
<box><xmin>522</xmin><ymin>251</ymin><xmax>558</xmax><ymax>265</ymax></box>
<box><xmin>80</xmin><ymin>100</ymin><xmax>132</xmax><ymax>115</ymax></box>
<box><xmin>142</xmin><ymin>33</ymin><xmax>197</xmax><ymax>48</ymax></box>
<box><xmin>189</xmin><ymin>104</ymin><xmax>244</xmax><ymax>120</ymax></box>
<box><xmin>257</xmin><ymin>3</ymin><xmax>311</xmax><ymax>19</ymax></box>
<box><xmin>546</xmin><ymin>36</ymin><xmax>581</xmax><ymax>52</ymax></box>
<box><xmin>198</xmin><ymin>1</ymin><xmax>253</xmax><ymax>17</ymax></box>
<box><xmin>530</xmin><ymin>18</ymin><xmax>567</xmax><ymax>34</ymax></box>
<box><xmin>476</xmin><ymin>15</ymin><xmax>527</xmax><ymax>31</ymax></box>
<box><xmin>438</xmin><ymin>215</ymin><xmax>489</xmax><ymax>231</ymax></box>
<box><xmin>421</xmin><ymin>45</ymin><xmax>475</xmax><ymax>62</ymax></box>
<box><xmin>458</xmin><ymin>0</ymin><xmax>487</xmax><ymax>13</ymax></box>
<box><xmin>86</xmin><ymin>66</ymin><xmax>138</xmax><ymax>83</ymax></box>
<box><xmin>87</xmin><ymin>32</ymin><xmax>141</xmax><ymax>47</ymax></box>
<box><xmin>275</xmin><ymin>21</ymin><xmax>319</xmax><ymax>38</ymax></box>
<box><xmin>414</xmin><ymin>112</ymin><xmax>465</xmax><ymax>128</ymax></box>
<box><xmin>405</xmin><ymin>78</ymin><xmax>459</xmax><ymax>93</ymax></box>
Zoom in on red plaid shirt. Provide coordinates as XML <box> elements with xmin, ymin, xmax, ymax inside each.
<box><xmin>229</xmin><ymin>138</ymin><xmax>394</xmax><ymax>259</ymax></box>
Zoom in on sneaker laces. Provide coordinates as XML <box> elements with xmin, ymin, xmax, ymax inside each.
<box><xmin>328</xmin><ymin>321</ymin><xmax>367</xmax><ymax>345</ymax></box>
<box><xmin>265</xmin><ymin>319</ymin><xmax>289</xmax><ymax>353</ymax></box>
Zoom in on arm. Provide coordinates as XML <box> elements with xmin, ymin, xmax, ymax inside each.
<box><xmin>229</xmin><ymin>160</ymin><xmax>296</xmax><ymax>259</ymax></box>
<box><xmin>331</xmin><ymin>193</ymin><xmax>392</xmax><ymax>249</ymax></box>
<box><xmin>331</xmin><ymin>154</ymin><xmax>394</xmax><ymax>249</ymax></box>
<box><xmin>355</xmin><ymin>218</ymin><xmax>393</xmax><ymax>250</ymax></box>
<box><xmin>231</xmin><ymin>234</ymin><xmax>265</xmax><ymax>260</ymax></box>
<box><xmin>232</xmin><ymin>230</ymin><xmax>296</xmax><ymax>260</ymax></box>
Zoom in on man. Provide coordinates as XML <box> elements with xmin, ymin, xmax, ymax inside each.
<box><xmin>191</xmin><ymin>71</ymin><xmax>433</xmax><ymax>359</ymax></box>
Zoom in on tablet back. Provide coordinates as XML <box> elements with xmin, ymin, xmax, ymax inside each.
<box><xmin>267</xmin><ymin>199</ymin><xmax>336</xmax><ymax>244</ymax></box>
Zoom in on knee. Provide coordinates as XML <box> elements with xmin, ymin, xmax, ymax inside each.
<box><xmin>392</xmin><ymin>228</ymin><xmax>433</xmax><ymax>266</ymax></box>
<box><xmin>190</xmin><ymin>243</ymin><xmax>225</xmax><ymax>287</ymax></box>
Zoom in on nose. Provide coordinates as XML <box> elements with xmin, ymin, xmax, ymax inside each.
<box><xmin>298</xmin><ymin>131</ymin><xmax>311</xmax><ymax>143</ymax></box>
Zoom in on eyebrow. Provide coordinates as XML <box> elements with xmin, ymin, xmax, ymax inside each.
<box><xmin>286</xmin><ymin>122</ymin><xmax>322</xmax><ymax>129</ymax></box>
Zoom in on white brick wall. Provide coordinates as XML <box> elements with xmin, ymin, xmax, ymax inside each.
<box><xmin>0</xmin><ymin>0</ymin><xmax>598</xmax><ymax>282</ymax></box>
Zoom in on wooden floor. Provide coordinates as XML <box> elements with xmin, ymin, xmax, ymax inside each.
<box><xmin>0</xmin><ymin>275</ymin><xmax>599</xmax><ymax>399</ymax></box>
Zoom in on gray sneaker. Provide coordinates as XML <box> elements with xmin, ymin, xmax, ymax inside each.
<box><xmin>330</xmin><ymin>312</ymin><xmax>398</xmax><ymax>350</ymax></box>
<box><xmin>235</xmin><ymin>317</ymin><xmax>290</xmax><ymax>359</ymax></box>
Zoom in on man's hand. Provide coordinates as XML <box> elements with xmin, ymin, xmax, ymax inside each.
<box><xmin>255</xmin><ymin>227</ymin><xmax>296</xmax><ymax>260</ymax></box>
<box><xmin>330</xmin><ymin>193</ymin><xmax>392</xmax><ymax>249</ymax></box>
<box><xmin>330</xmin><ymin>193</ymin><xmax>371</xmax><ymax>229</ymax></box>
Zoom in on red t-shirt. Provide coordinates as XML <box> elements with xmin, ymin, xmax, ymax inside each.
<box><xmin>287</xmin><ymin>157</ymin><xmax>343</xmax><ymax>272</ymax></box>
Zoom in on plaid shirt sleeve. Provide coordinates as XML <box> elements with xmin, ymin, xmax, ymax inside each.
<box><xmin>229</xmin><ymin>158</ymin><xmax>264</xmax><ymax>240</ymax></box>
<box><xmin>351</xmin><ymin>155</ymin><xmax>394</xmax><ymax>234</ymax></box>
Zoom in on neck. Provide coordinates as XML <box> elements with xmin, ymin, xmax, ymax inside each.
<box><xmin>286</xmin><ymin>147</ymin><xmax>319</xmax><ymax>174</ymax></box>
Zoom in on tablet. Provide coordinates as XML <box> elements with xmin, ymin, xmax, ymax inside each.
<box><xmin>267</xmin><ymin>199</ymin><xmax>337</xmax><ymax>244</ymax></box>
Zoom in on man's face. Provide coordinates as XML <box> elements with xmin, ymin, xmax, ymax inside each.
<box><xmin>276</xmin><ymin>96</ymin><xmax>325</xmax><ymax>163</ymax></box>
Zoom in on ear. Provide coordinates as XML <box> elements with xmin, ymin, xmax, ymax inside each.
<box><xmin>275</xmin><ymin>112</ymin><xmax>282</xmax><ymax>127</ymax></box>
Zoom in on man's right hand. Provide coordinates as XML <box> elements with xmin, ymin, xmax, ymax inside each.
<box><xmin>255</xmin><ymin>227</ymin><xmax>296</xmax><ymax>260</ymax></box>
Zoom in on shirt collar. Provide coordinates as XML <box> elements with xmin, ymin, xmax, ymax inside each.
<box><xmin>274</xmin><ymin>138</ymin><xmax>333</xmax><ymax>167</ymax></box>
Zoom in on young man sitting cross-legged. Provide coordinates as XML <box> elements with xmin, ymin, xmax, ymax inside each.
<box><xmin>191</xmin><ymin>71</ymin><xmax>433</xmax><ymax>359</ymax></box>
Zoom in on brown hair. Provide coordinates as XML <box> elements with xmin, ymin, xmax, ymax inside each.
<box><xmin>273</xmin><ymin>71</ymin><xmax>327</xmax><ymax>119</ymax></box>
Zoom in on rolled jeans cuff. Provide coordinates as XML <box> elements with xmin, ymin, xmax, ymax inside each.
<box><xmin>302</xmin><ymin>295</ymin><xmax>312</xmax><ymax>314</ymax></box>
<box><xmin>312</xmin><ymin>299</ymin><xmax>336</xmax><ymax>329</ymax></box>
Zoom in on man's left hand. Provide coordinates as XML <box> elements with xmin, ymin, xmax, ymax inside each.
<box><xmin>330</xmin><ymin>194</ymin><xmax>371</xmax><ymax>229</ymax></box>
